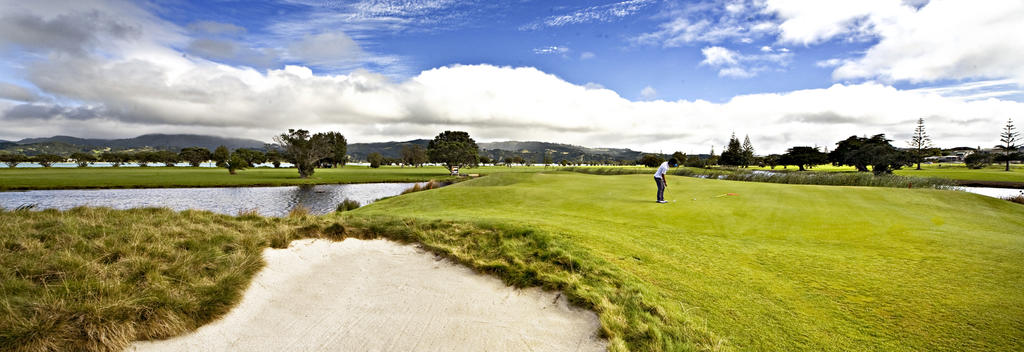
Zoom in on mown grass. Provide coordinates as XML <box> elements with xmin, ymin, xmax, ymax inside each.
<box><xmin>0</xmin><ymin>165</ymin><xmax>545</xmax><ymax>191</ymax></box>
<box><xmin>893</xmin><ymin>164</ymin><xmax>1024</xmax><ymax>183</ymax></box>
<box><xmin>562</xmin><ymin>166</ymin><xmax>958</xmax><ymax>189</ymax></box>
<box><xmin>1</xmin><ymin>204</ymin><xmax>698</xmax><ymax>352</ymax></box>
<box><xmin>355</xmin><ymin>172</ymin><xmax>1024</xmax><ymax>351</ymax></box>
<box><xmin>747</xmin><ymin>163</ymin><xmax>1024</xmax><ymax>184</ymax></box>
<box><xmin>3</xmin><ymin>171</ymin><xmax>1023</xmax><ymax>351</ymax></box>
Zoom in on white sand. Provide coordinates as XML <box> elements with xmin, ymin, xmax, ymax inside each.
<box><xmin>130</xmin><ymin>238</ymin><xmax>606</xmax><ymax>351</ymax></box>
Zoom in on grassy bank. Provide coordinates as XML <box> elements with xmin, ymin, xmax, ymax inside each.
<box><xmin>3</xmin><ymin>172</ymin><xmax>1023</xmax><ymax>351</ymax></box>
<box><xmin>356</xmin><ymin>172</ymin><xmax>1024</xmax><ymax>351</ymax></box>
<box><xmin>562</xmin><ymin>166</ymin><xmax>959</xmax><ymax>189</ymax></box>
<box><xmin>0</xmin><ymin>165</ymin><xmax>547</xmax><ymax>191</ymax></box>
<box><xmin>0</xmin><ymin>207</ymin><xmax>337</xmax><ymax>351</ymax></box>
<box><xmin>894</xmin><ymin>164</ymin><xmax>1024</xmax><ymax>184</ymax></box>
<box><xmin>748</xmin><ymin>163</ymin><xmax>1024</xmax><ymax>185</ymax></box>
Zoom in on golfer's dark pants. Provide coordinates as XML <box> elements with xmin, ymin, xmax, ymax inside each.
<box><xmin>655</xmin><ymin>177</ymin><xmax>665</xmax><ymax>201</ymax></box>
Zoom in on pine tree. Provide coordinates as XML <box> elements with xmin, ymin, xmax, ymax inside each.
<box><xmin>720</xmin><ymin>133</ymin><xmax>744</xmax><ymax>166</ymax></box>
<box><xmin>995</xmin><ymin>118</ymin><xmax>1020</xmax><ymax>171</ymax></box>
<box><xmin>741</xmin><ymin>135</ymin><xmax>754</xmax><ymax>168</ymax></box>
<box><xmin>908</xmin><ymin>118</ymin><xmax>932</xmax><ymax>170</ymax></box>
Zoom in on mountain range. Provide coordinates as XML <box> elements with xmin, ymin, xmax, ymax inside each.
<box><xmin>14</xmin><ymin>134</ymin><xmax>267</xmax><ymax>151</ymax></box>
<box><xmin>2</xmin><ymin>134</ymin><xmax>652</xmax><ymax>162</ymax></box>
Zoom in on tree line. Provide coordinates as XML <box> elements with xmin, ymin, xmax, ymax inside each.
<box><xmin>638</xmin><ymin>117</ymin><xmax>1021</xmax><ymax>174</ymax></box>
<box><xmin>2</xmin><ymin>118</ymin><xmax>1018</xmax><ymax>175</ymax></box>
<box><xmin>0</xmin><ymin>129</ymin><xmax>478</xmax><ymax>178</ymax></box>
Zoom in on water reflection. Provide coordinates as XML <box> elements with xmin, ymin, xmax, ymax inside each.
<box><xmin>0</xmin><ymin>183</ymin><xmax>423</xmax><ymax>217</ymax></box>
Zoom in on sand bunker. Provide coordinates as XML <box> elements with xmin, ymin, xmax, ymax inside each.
<box><xmin>130</xmin><ymin>238</ymin><xmax>606</xmax><ymax>351</ymax></box>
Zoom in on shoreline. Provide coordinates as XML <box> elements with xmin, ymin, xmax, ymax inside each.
<box><xmin>0</xmin><ymin>178</ymin><xmax>449</xmax><ymax>192</ymax></box>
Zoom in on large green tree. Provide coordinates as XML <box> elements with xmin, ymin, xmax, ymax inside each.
<box><xmin>367</xmin><ymin>152</ymin><xmax>384</xmax><ymax>168</ymax></box>
<box><xmin>719</xmin><ymin>133</ymin><xmax>744</xmax><ymax>166</ymax></box>
<box><xmin>155</xmin><ymin>150</ymin><xmax>180</xmax><ymax>167</ymax></box>
<box><xmin>100</xmin><ymin>152</ymin><xmax>128</xmax><ymax>167</ymax></box>
<box><xmin>233</xmin><ymin>149</ymin><xmax>266</xmax><ymax>167</ymax></box>
<box><xmin>69</xmin><ymin>152</ymin><xmax>96</xmax><ymax>168</ymax></box>
<box><xmin>639</xmin><ymin>154</ymin><xmax>664</xmax><ymax>167</ymax></box>
<box><xmin>212</xmin><ymin>145</ymin><xmax>230</xmax><ymax>168</ymax></box>
<box><xmin>995</xmin><ymin>118</ymin><xmax>1020</xmax><ymax>171</ymax></box>
<box><xmin>319</xmin><ymin>132</ymin><xmax>348</xmax><ymax>167</ymax></box>
<box><xmin>0</xmin><ymin>153</ymin><xmax>26</xmax><ymax>168</ymax></box>
<box><xmin>274</xmin><ymin>129</ymin><xmax>333</xmax><ymax>178</ymax></box>
<box><xmin>830</xmin><ymin>134</ymin><xmax>912</xmax><ymax>175</ymax></box>
<box><xmin>33</xmin><ymin>154</ymin><xmax>64</xmax><ymax>168</ymax></box>
<box><xmin>907</xmin><ymin>118</ymin><xmax>932</xmax><ymax>170</ymax></box>
<box><xmin>133</xmin><ymin>151</ymin><xmax>161</xmax><ymax>167</ymax></box>
<box><xmin>400</xmin><ymin>145</ymin><xmax>428</xmax><ymax>167</ymax></box>
<box><xmin>265</xmin><ymin>149</ymin><xmax>283</xmax><ymax>168</ymax></box>
<box><xmin>427</xmin><ymin>131</ymin><xmax>479</xmax><ymax>173</ymax></box>
<box><xmin>780</xmin><ymin>147</ymin><xmax>827</xmax><ymax>171</ymax></box>
<box><xmin>741</xmin><ymin>135</ymin><xmax>755</xmax><ymax>168</ymax></box>
<box><xmin>179</xmin><ymin>147</ymin><xmax>212</xmax><ymax>167</ymax></box>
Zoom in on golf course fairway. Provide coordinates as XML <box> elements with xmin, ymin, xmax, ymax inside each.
<box><xmin>353</xmin><ymin>172</ymin><xmax>1024</xmax><ymax>351</ymax></box>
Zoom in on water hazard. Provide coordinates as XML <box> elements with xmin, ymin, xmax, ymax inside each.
<box><xmin>0</xmin><ymin>183</ymin><xmax>423</xmax><ymax>217</ymax></box>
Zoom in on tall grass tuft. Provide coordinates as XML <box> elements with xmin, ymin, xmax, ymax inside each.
<box><xmin>13</xmin><ymin>203</ymin><xmax>38</xmax><ymax>211</ymax></box>
<box><xmin>0</xmin><ymin>207</ymin><xmax>332</xmax><ymax>352</ymax></box>
<box><xmin>1004</xmin><ymin>192</ymin><xmax>1024</xmax><ymax>205</ymax></box>
<box><xmin>335</xmin><ymin>198</ymin><xmax>361</xmax><ymax>212</ymax></box>
<box><xmin>400</xmin><ymin>179</ymin><xmax>449</xmax><ymax>195</ymax></box>
<box><xmin>236</xmin><ymin>208</ymin><xmax>261</xmax><ymax>219</ymax></box>
<box><xmin>287</xmin><ymin>205</ymin><xmax>311</xmax><ymax>218</ymax></box>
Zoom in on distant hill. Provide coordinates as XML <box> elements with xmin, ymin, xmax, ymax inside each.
<box><xmin>346</xmin><ymin>139</ymin><xmax>647</xmax><ymax>163</ymax></box>
<box><xmin>479</xmin><ymin>141</ymin><xmax>645</xmax><ymax>163</ymax></box>
<box><xmin>347</xmin><ymin>140</ymin><xmax>430</xmax><ymax>160</ymax></box>
<box><xmin>3</xmin><ymin>134</ymin><xmax>652</xmax><ymax>162</ymax></box>
<box><xmin>2</xmin><ymin>141</ymin><xmax>89</xmax><ymax>156</ymax></box>
<box><xmin>15</xmin><ymin>134</ymin><xmax>267</xmax><ymax>152</ymax></box>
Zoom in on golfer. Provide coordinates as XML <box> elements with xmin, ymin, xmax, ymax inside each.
<box><xmin>654</xmin><ymin>158</ymin><xmax>677</xmax><ymax>203</ymax></box>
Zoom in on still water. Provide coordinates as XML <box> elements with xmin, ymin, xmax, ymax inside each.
<box><xmin>0</xmin><ymin>183</ymin><xmax>422</xmax><ymax>217</ymax></box>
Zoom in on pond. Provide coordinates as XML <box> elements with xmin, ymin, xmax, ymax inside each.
<box><xmin>0</xmin><ymin>183</ymin><xmax>423</xmax><ymax>217</ymax></box>
<box><xmin>958</xmin><ymin>186</ymin><xmax>1024</xmax><ymax>199</ymax></box>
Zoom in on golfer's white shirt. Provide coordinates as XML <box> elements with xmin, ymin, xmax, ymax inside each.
<box><xmin>654</xmin><ymin>162</ymin><xmax>669</xmax><ymax>179</ymax></box>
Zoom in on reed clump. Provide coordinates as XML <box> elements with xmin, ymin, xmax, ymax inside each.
<box><xmin>335</xmin><ymin>198</ymin><xmax>361</xmax><ymax>212</ymax></box>
<box><xmin>400</xmin><ymin>180</ymin><xmax>449</xmax><ymax>194</ymax></box>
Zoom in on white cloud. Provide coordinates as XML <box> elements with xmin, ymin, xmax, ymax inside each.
<box><xmin>0</xmin><ymin>82</ymin><xmax>42</xmax><ymax>102</ymax></box>
<box><xmin>2</xmin><ymin>0</ymin><xmax>1023</xmax><ymax>155</ymax></box>
<box><xmin>521</xmin><ymin>0</ymin><xmax>654</xmax><ymax>30</ymax></box>
<box><xmin>187</xmin><ymin>20</ymin><xmax>246</xmax><ymax>35</ymax></box>
<box><xmin>287</xmin><ymin>31</ymin><xmax>364</xmax><ymax>67</ymax></box>
<box><xmin>639</xmin><ymin>0</ymin><xmax>1024</xmax><ymax>85</ymax></box>
<box><xmin>532</xmin><ymin>46</ymin><xmax>570</xmax><ymax>55</ymax></box>
<box><xmin>580</xmin><ymin>51</ymin><xmax>596</xmax><ymax>60</ymax></box>
<box><xmin>815</xmin><ymin>58</ymin><xmax>843</xmax><ymax>68</ymax></box>
<box><xmin>5</xmin><ymin>54</ymin><xmax>1023</xmax><ymax>154</ymax></box>
<box><xmin>640</xmin><ymin>86</ymin><xmax>657</xmax><ymax>99</ymax></box>
<box><xmin>700</xmin><ymin>46</ymin><xmax>792</xmax><ymax>78</ymax></box>
<box><xmin>718</xmin><ymin>67</ymin><xmax>756</xmax><ymax>78</ymax></box>
<box><xmin>633</xmin><ymin>1</ymin><xmax>777</xmax><ymax>46</ymax></box>
<box><xmin>764</xmin><ymin>0</ymin><xmax>1024</xmax><ymax>84</ymax></box>
<box><xmin>700</xmin><ymin>46</ymin><xmax>739</xmax><ymax>66</ymax></box>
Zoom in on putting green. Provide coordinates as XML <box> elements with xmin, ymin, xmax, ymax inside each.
<box><xmin>356</xmin><ymin>172</ymin><xmax>1024</xmax><ymax>351</ymax></box>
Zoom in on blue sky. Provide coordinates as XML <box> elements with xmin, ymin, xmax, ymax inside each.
<box><xmin>1</xmin><ymin>0</ymin><xmax>1023</xmax><ymax>153</ymax></box>
<box><xmin>151</xmin><ymin>0</ymin><xmax>877</xmax><ymax>102</ymax></box>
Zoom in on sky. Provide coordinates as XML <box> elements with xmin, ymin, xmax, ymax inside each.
<box><xmin>0</xmin><ymin>0</ymin><xmax>1023</xmax><ymax>154</ymax></box>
